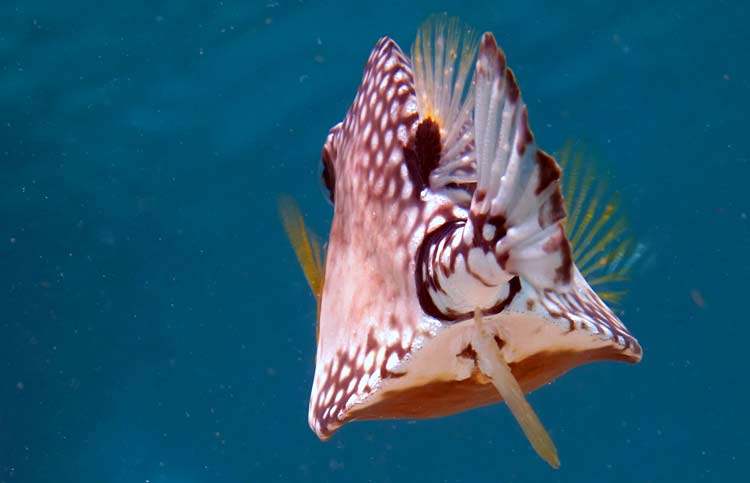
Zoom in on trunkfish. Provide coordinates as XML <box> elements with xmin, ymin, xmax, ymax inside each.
<box><xmin>281</xmin><ymin>14</ymin><xmax>642</xmax><ymax>468</ymax></box>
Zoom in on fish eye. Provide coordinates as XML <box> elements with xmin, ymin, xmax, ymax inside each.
<box><xmin>321</xmin><ymin>150</ymin><xmax>335</xmax><ymax>204</ymax></box>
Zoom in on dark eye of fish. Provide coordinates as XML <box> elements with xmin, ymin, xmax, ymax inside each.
<box><xmin>321</xmin><ymin>149</ymin><xmax>336</xmax><ymax>203</ymax></box>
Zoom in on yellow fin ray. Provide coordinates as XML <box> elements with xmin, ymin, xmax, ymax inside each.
<box><xmin>559</xmin><ymin>144</ymin><xmax>641</xmax><ymax>305</ymax></box>
<box><xmin>569</xmin><ymin>177</ymin><xmax>607</xmax><ymax>250</ymax></box>
<box><xmin>278</xmin><ymin>196</ymin><xmax>325</xmax><ymax>339</ymax></box>
<box><xmin>596</xmin><ymin>291</ymin><xmax>627</xmax><ymax>304</ymax></box>
<box><xmin>579</xmin><ymin>235</ymin><xmax>633</xmax><ymax>278</ymax></box>
<box><xmin>575</xmin><ymin>214</ymin><xmax>626</xmax><ymax>269</ymax></box>
<box><xmin>562</xmin><ymin>147</ymin><xmax>590</xmax><ymax>242</ymax></box>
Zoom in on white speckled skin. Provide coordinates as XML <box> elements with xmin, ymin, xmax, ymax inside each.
<box><xmin>309</xmin><ymin>38</ymin><xmax>432</xmax><ymax>438</ymax></box>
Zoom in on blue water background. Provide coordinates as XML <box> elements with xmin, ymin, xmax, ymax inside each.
<box><xmin>1</xmin><ymin>1</ymin><xmax>748</xmax><ymax>482</ymax></box>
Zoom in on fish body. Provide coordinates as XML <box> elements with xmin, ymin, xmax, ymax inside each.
<box><xmin>283</xmin><ymin>15</ymin><xmax>641</xmax><ymax>467</ymax></box>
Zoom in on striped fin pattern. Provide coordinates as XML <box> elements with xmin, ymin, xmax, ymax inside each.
<box><xmin>466</xmin><ymin>33</ymin><xmax>571</xmax><ymax>290</ymax></box>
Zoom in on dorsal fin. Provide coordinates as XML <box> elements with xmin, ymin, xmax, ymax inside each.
<box><xmin>411</xmin><ymin>14</ymin><xmax>479</xmax><ymax>195</ymax></box>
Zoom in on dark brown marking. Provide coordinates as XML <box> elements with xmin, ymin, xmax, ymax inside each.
<box><xmin>479</xmin><ymin>276</ymin><xmax>521</xmax><ymax>318</ymax></box>
<box><xmin>498</xmin><ymin>251</ymin><xmax>510</xmax><ymax>269</ymax></box>
<box><xmin>547</xmin><ymin>190</ymin><xmax>566</xmax><ymax>226</ymax></box>
<box><xmin>506</xmin><ymin>68</ymin><xmax>520</xmax><ymax>103</ymax></box>
<box><xmin>415</xmin><ymin>118</ymin><xmax>442</xmax><ymax>185</ymax></box>
<box><xmin>493</xmin><ymin>335</ymin><xmax>506</xmax><ymax>351</ymax></box>
<box><xmin>366</xmin><ymin>329</ymin><xmax>379</xmax><ymax>353</ymax></box>
<box><xmin>457</xmin><ymin>343</ymin><xmax>478</xmax><ymax>362</ymax></box>
<box><xmin>517</xmin><ymin>106</ymin><xmax>534</xmax><ymax>156</ymax></box>
<box><xmin>554</xmin><ymin>235</ymin><xmax>573</xmax><ymax>284</ymax></box>
<box><xmin>416</xmin><ymin>220</ymin><xmax>463</xmax><ymax>321</ymax></box>
<box><xmin>416</xmin><ymin>222</ymin><xmax>521</xmax><ymax>322</ymax></box>
<box><xmin>471</xmin><ymin>210</ymin><xmax>508</xmax><ymax>253</ymax></box>
<box><xmin>535</xmin><ymin>150</ymin><xmax>561</xmax><ymax>195</ymax></box>
<box><xmin>402</xmin><ymin>145</ymin><xmax>425</xmax><ymax>193</ymax></box>
<box><xmin>497</xmin><ymin>46</ymin><xmax>507</xmax><ymax>73</ymax></box>
<box><xmin>526</xmin><ymin>299</ymin><xmax>536</xmax><ymax>310</ymax></box>
<box><xmin>321</xmin><ymin>147</ymin><xmax>336</xmax><ymax>203</ymax></box>
<box><xmin>486</xmin><ymin>214</ymin><xmax>508</xmax><ymax>239</ymax></box>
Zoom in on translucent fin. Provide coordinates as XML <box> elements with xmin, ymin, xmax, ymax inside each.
<box><xmin>469</xmin><ymin>32</ymin><xmax>572</xmax><ymax>289</ymax></box>
<box><xmin>558</xmin><ymin>143</ymin><xmax>644</xmax><ymax>304</ymax></box>
<box><xmin>411</xmin><ymin>13</ymin><xmax>479</xmax><ymax>191</ymax></box>
<box><xmin>472</xmin><ymin>310</ymin><xmax>560</xmax><ymax>469</ymax></box>
<box><xmin>278</xmin><ymin>196</ymin><xmax>325</xmax><ymax>338</ymax></box>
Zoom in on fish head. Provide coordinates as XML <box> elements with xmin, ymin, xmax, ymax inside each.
<box><xmin>310</xmin><ymin>38</ymin><xmax>431</xmax><ymax>438</ymax></box>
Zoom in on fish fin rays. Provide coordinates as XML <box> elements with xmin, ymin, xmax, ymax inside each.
<box><xmin>411</xmin><ymin>13</ymin><xmax>479</xmax><ymax>197</ymax></box>
<box><xmin>278</xmin><ymin>196</ymin><xmax>325</xmax><ymax>339</ymax></box>
<box><xmin>558</xmin><ymin>142</ymin><xmax>645</xmax><ymax>305</ymax></box>
<box><xmin>470</xmin><ymin>33</ymin><xmax>572</xmax><ymax>290</ymax></box>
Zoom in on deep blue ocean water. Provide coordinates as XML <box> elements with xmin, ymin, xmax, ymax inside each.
<box><xmin>1</xmin><ymin>1</ymin><xmax>748</xmax><ymax>482</ymax></box>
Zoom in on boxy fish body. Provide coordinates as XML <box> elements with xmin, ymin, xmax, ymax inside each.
<box><xmin>281</xmin><ymin>15</ymin><xmax>641</xmax><ymax>468</ymax></box>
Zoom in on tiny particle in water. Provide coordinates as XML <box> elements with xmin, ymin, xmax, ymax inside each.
<box><xmin>16</xmin><ymin>381</ymin><xmax>24</xmax><ymax>390</ymax></box>
<box><xmin>690</xmin><ymin>289</ymin><xmax>706</xmax><ymax>308</ymax></box>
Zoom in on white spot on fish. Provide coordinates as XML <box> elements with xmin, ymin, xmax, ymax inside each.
<box><xmin>376</xmin><ymin>345</ymin><xmax>386</xmax><ymax>369</ymax></box>
<box><xmin>340</xmin><ymin>364</ymin><xmax>351</xmax><ymax>381</ymax></box>
<box><xmin>364</xmin><ymin>350</ymin><xmax>375</xmax><ymax>371</ymax></box>
<box><xmin>401</xmin><ymin>179</ymin><xmax>413</xmax><ymax>199</ymax></box>
<box><xmin>384</xmin><ymin>129</ymin><xmax>393</xmax><ymax>148</ymax></box>
<box><xmin>386</xmin><ymin>352</ymin><xmax>400</xmax><ymax>372</ymax></box>
<box><xmin>428</xmin><ymin>215</ymin><xmax>446</xmax><ymax>232</ymax></box>
<box><xmin>483</xmin><ymin>223</ymin><xmax>495</xmax><ymax>241</ymax></box>
<box><xmin>357</xmin><ymin>375</ymin><xmax>368</xmax><ymax>393</ymax></box>
<box><xmin>370</xmin><ymin>132</ymin><xmax>379</xmax><ymax>151</ymax></box>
